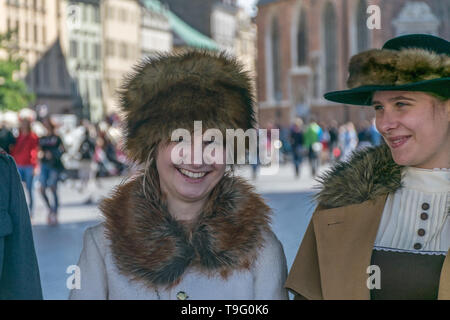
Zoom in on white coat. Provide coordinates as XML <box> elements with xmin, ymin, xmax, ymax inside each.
<box><xmin>69</xmin><ymin>223</ymin><xmax>288</xmax><ymax>300</ymax></box>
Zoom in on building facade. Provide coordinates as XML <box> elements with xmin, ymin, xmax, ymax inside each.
<box><xmin>234</xmin><ymin>7</ymin><xmax>257</xmax><ymax>75</ymax></box>
<box><xmin>160</xmin><ymin>0</ymin><xmax>244</xmax><ymax>52</ymax></box>
<box><xmin>233</xmin><ymin>7</ymin><xmax>258</xmax><ymax>118</ymax></box>
<box><xmin>65</xmin><ymin>0</ymin><xmax>103</xmax><ymax>122</ymax></box>
<box><xmin>160</xmin><ymin>0</ymin><xmax>257</xmax><ymax>110</ymax></box>
<box><xmin>140</xmin><ymin>1</ymin><xmax>172</xmax><ymax>59</ymax></box>
<box><xmin>142</xmin><ymin>0</ymin><xmax>218</xmax><ymax>51</ymax></box>
<box><xmin>102</xmin><ymin>0</ymin><xmax>141</xmax><ymax>115</ymax></box>
<box><xmin>1</xmin><ymin>0</ymin><xmax>75</xmax><ymax>115</ymax></box>
<box><xmin>256</xmin><ymin>0</ymin><xmax>450</xmax><ymax>128</ymax></box>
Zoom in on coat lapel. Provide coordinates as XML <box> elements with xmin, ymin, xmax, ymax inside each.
<box><xmin>313</xmin><ymin>195</ymin><xmax>387</xmax><ymax>299</ymax></box>
<box><xmin>289</xmin><ymin>145</ymin><xmax>449</xmax><ymax>300</ymax></box>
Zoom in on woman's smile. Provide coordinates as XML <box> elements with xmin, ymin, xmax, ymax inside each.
<box><xmin>175</xmin><ymin>166</ymin><xmax>211</xmax><ymax>183</ymax></box>
<box><xmin>386</xmin><ymin>135</ymin><xmax>411</xmax><ymax>149</ymax></box>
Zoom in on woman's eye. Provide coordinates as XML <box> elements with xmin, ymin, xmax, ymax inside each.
<box><xmin>373</xmin><ymin>105</ymin><xmax>383</xmax><ymax>111</ymax></box>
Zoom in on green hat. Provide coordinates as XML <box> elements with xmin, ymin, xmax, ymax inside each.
<box><xmin>324</xmin><ymin>34</ymin><xmax>450</xmax><ymax>105</ymax></box>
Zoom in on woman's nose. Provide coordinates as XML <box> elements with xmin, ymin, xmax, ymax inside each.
<box><xmin>377</xmin><ymin>110</ymin><xmax>399</xmax><ymax>134</ymax></box>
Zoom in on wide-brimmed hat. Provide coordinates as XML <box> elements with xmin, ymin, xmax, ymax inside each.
<box><xmin>118</xmin><ymin>51</ymin><xmax>256</xmax><ymax>164</ymax></box>
<box><xmin>324</xmin><ymin>34</ymin><xmax>450</xmax><ymax>105</ymax></box>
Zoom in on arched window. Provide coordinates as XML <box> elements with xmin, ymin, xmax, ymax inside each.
<box><xmin>297</xmin><ymin>9</ymin><xmax>308</xmax><ymax>66</ymax></box>
<box><xmin>323</xmin><ymin>2</ymin><xmax>338</xmax><ymax>92</ymax></box>
<box><xmin>271</xmin><ymin>17</ymin><xmax>282</xmax><ymax>101</ymax></box>
<box><xmin>356</xmin><ymin>0</ymin><xmax>369</xmax><ymax>52</ymax></box>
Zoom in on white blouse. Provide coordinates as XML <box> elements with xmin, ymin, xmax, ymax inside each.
<box><xmin>374</xmin><ymin>167</ymin><xmax>450</xmax><ymax>255</ymax></box>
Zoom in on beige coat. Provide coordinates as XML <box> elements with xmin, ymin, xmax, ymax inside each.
<box><xmin>285</xmin><ymin>145</ymin><xmax>450</xmax><ymax>299</ymax></box>
<box><xmin>70</xmin><ymin>174</ymin><xmax>289</xmax><ymax>300</ymax></box>
<box><xmin>69</xmin><ymin>223</ymin><xmax>288</xmax><ymax>300</ymax></box>
<box><xmin>285</xmin><ymin>195</ymin><xmax>450</xmax><ymax>299</ymax></box>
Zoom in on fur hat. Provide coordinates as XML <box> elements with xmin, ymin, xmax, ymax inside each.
<box><xmin>118</xmin><ymin>51</ymin><xmax>256</xmax><ymax>164</ymax></box>
<box><xmin>324</xmin><ymin>34</ymin><xmax>450</xmax><ymax>105</ymax></box>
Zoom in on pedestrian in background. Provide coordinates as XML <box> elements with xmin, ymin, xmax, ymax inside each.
<box><xmin>0</xmin><ymin>120</ymin><xmax>16</xmax><ymax>154</ymax></box>
<box><xmin>328</xmin><ymin>120</ymin><xmax>339</xmax><ymax>162</ymax></box>
<box><xmin>78</xmin><ymin>123</ymin><xmax>95</xmax><ymax>182</ymax></box>
<box><xmin>0</xmin><ymin>147</ymin><xmax>42</xmax><ymax>299</ymax></box>
<box><xmin>338</xmin><ymin>122</ymin><xmax>358</xmax><ymax>161</ymax></box>
<box><xmin>77</xmin><ymin>122</ymin><xmax>96</xmax><ymax>200</ymax></box>
<box><xmin>11</xmin><ymin>118</ymin><xmax>39</xmax><ymax>217</ymax></box>
<box><xmin>303</xmin><ymin>118</ymin><xmax>322</xmax><ymax>177</ymax></box>
<box><xmin>39</xmin><ymin>118</ymin><xmax>65</xmax><ymax>226</ymax></box>
<box><xmin>290</xmin><ymin>117</ymin><xmax>304</xmax><ymax>178</ymax></box>
<box><xmin>357</xmin><ymin>120</ymin><xmax>373</xmax><ymax>150</ymax></box>
<box><xmin>318</xmin><ymin>121</ymin><xmax>331</xmax><ymax>164</ymax></box>
<box><xmin>94</xmin><ymin>135</ymin><xmax>117</xmax><ymax>178</ymax></box>
<box><xmin>369</xmin><ymin>117</ymin><xmax>382</xmax><ymax>146</ymax></box>
<box><xmin>70</xmin><ymin>51</ymin><xmax>288</xmax><ymax>300</ymax></box>
<box><xmin>279</xmin><ymin>123</ymin><xmax>292</xmax><ymax>164</ymax></box>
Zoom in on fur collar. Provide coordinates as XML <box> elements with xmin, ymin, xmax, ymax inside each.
<box><xmin>100</xmin><ymin>169</ymin><xmax>271</xmax><ymax>289</ymax></box>
<box><xmin>315</xmin><ymin>144</ymin><xmax>403</xmax><ymax>209</ymax></box>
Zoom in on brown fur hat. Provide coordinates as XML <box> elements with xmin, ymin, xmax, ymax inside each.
<box><xmin>347</xmin><ymin>48</ymin><xmax>449</xmax><ymax>88</ymax></box>
<box><xmin>118</xmin><ymin>51</ymin><xmax>256</xmax><ymax>164</ymax></box>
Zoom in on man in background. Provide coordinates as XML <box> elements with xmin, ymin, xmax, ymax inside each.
<box><xmin>0</xmin><ymin>147</ymin><xmax>42</xmax><ymax>299</ymax></box>
<box><xmin>0</xmin><ymin>120</ymin><xmax>16</xmax><ymax>154</ymax></box>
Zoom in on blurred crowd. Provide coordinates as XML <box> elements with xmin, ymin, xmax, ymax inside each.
<box><xmin>0</xmin><ymin>107</ymin><xmax>383</xmax><ymax>224</ymax></box>
<box><xmin>0</xmin><ymin>110</ymin><xmax>129</xmax><ymax>225</ymax></box>
<box><xmin>252</xmin><ymin>117</ymin><xmax>382</xmax><ymax>179</ymax></box>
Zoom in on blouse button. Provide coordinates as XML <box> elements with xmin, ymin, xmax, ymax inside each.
<box><xmin>414</xmin><ymin>243</ymin><xmax>422</xmax><ymax>250</ymax></box>
<box><xmin>417</xmin><ymin>229</ymin><xmax>426</xmax><ymax>237</ymax></box>
<box><xmin>421</xmin><ymin>203</ymin><xmax>430</xmax><ymax>210</ymax></box>
<box><xmin>420</xmin><ymin>212</ymin><xmax>429</xmax><ymax>220</ymax></box>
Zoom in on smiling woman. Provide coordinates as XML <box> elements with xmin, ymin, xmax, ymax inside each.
<box><xmin>69</xmin><ymin>51</ymin><xmax>288</xmax><ymax>300</ymax></box>
<box><xmin>286</xmin><ymin>34</ymin><xmax>450</xmax><ymax>300</ymax></box>
<box><xmin>156</xmin><ymin>140</ymin><xmax>226</xmax><ymax>221</ymax></box>
<box><xmin>371</xmin><ymin>91</ymin><xmax>449</xmax><ymax>169</ymax></box>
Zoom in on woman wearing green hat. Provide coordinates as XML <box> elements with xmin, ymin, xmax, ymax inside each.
<box><xmin>286</xmin><ymin>34</ymin><xmax>449</xmax><ymax>300</ymax></box>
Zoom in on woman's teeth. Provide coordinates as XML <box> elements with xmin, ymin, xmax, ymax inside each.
<box><xmin>179</xmin><ymin>168</ymin><xmax>207</xmax><ymax>179</ymax></box>
<box><xmin>390</xmin><ymin>136</ymin><xmax>410</xmax><ymax>148</ymax></box>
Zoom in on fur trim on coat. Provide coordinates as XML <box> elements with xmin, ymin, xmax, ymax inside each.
<box><xmin>118</xmin><ymin>51</ymin><xmax>256</xmax><ymax>164</ymax></box>
<box><xmin>100</xmin><ymin>168</ymin><xmax>271</xmax><ymax>289</ymax></box>
<box><xmin>347</xmin><ymin>48</ymin><xmax>450</xmax><ymax>88</ymax></box>
<box><xmin>315</xmin><ymin>144</ymin><xmax>403</xmax><ymax>209</ymax></box>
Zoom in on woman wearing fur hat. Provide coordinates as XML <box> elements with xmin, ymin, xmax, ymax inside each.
<box><xmin>69</xmin><ymin>51</ymin><xmax>288</xmax><ymax>300</ymax></box>
<box><xmin>286</xmin><ymin>34</ymin><xmax>450</xmax><ymax>300</ymax></box>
